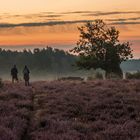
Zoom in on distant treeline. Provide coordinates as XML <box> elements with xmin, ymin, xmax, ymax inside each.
<box><xmin>0</xmin><ymin>47</ymin><xmax>77</xmax><ymax>76</ymax></box>
<box><xmin>0</xmin><ymin>47</ymin><xmax>140</xmax><ymax>78</ymax></box>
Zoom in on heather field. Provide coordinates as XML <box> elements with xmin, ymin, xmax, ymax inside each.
<box><xmin>0</xmin><ymin>80</ymin><xmax>140</xmax><ymax>140</ymax></box>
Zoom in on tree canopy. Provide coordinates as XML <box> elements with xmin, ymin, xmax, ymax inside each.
<box><xmin>71</xmin><ymin>20</ymin><xmax>133</xmax><ymax>76</ymax></box>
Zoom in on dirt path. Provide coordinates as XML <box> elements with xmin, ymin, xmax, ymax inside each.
<box><xmin>21</xmin><ymin>86</ymin><xmax>36</xmax><ymax>140</ymax></box>
<box><xmin>21</xmin><ymin>85</ymin><xmax>47</xmax><ymax>140</ymax></box>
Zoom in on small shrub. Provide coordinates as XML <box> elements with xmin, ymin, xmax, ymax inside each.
<box><xmin>87</xmin><ymin>76</ymin><xmax>94</xmax><ymax>81</ymax></box>
<box><xmin>0</xmin><ymin>78</ymin><xmax>4</xmax><ymax>88</ymax></box>
<box><xmin>126</xmin><ymin>71</ymin><xmax>140</xmax><ymax>79</ymax></box>
<box><xmin>87</xmin><ymin>72</ymin><xmax>103</xmax><ymax>80</ymax></box>
<box><xmin>106</xmin><ymin>73</ymin><xmax>122</xmax><ymax>79</ymax></box>
<box><xmin>95</xmin><ymin>72</ymin><xmax>103</xmax><ymax>79</ymax></box>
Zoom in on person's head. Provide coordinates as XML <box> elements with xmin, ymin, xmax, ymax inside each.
<box><xmin>24</xmin><ymin>65</ymin><xmax>27</xmax><ymax>69</ymax></box>
<box><xmin>13</xmin><ymin>64</ymin><xmax>16</xmax><ymax>68</ymax></box>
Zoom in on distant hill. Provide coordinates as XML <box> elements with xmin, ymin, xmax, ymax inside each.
<box><xmin>121</xmin><ymin>59</ymin><xmax>140</xmax><ymax>72</ymax></box>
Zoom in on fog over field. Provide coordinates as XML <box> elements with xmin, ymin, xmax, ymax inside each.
<box><xmin>0</xmin><ymin>47</ymin><xmax>140</xmax><ymax>81</ymax></box>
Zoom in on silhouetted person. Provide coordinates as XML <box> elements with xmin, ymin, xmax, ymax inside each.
<box><xmin>11</xmin><ymin>65</ymin><xmax>18</xmax><ymax>83</ymax></box>
<box><xmin>23</xmin><ymin>65</ymin><xmax>30</xmax><ymax>86</ymax></box>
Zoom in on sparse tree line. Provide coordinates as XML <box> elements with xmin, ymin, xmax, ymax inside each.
<box><xmin>0</xmin><ymin>47</ymin><xmax>76</xmax><ymax>76</ymax></box>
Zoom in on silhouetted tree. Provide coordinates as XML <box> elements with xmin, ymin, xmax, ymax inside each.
<box><xmin>71</xmin><ymin>20</ymin><xmax>133</xmax><ymax>77</ymax></box>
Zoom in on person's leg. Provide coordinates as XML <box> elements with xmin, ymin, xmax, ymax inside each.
<box><xmin>16</xmin><ymin>76</ymin><xmax>19</xmax><ymax>83</ymax></box>
<box><xmin>12</xmin><ymin>77</ymin><xmax>14</xmax><ymax>83</ymax></box>
<box><xmin>25</xmin><ymin>81</ymin><xmax>27</xmax><ymax>86</ymax></box>
<box><xmin>26</xmin><ymin>76</ymin><xmax>30</xmax><ymax>86</ymax></box>
<box><xmin>28</xmin><ymin>81</ymin><xmax>30</xmax><ymax>86</ymax></box>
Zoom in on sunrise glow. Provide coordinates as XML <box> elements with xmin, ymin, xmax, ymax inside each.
<box><xmin>0</xmin><ymin>0</ymin><xmax>140</xmax><ymax>57</ymax></box>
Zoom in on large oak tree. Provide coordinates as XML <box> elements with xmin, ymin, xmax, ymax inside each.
<box><xmin>71</xmin><ymin>20</ymin><xmax>133</xmax><ymax>77</ymax></box>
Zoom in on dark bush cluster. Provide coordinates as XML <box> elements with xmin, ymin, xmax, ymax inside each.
<box><xmin>126</xmin><ymin>71</ymin><xmax>140</xmax><ymax>79</ymax></box>
<box><xmin>0</xmin><ymin>83</ymin><xmax>33</xmax><ymax>140</ymax></box>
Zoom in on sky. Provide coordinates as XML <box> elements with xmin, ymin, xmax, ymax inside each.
<box><xmin>0</xmin><ymin>0</ymin><xmax>140</xmax><ymax>58</ymax></box>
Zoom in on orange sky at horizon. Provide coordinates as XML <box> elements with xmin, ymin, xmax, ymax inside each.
<box><xmin>0</xmin><ymin>0</ymin><xmax>140</xmax><ymax>14</ymax></box>
<box><xmin>0</xmin><ymin>0</ymin><xmax>140</xmax><ymax>58</ymax></box>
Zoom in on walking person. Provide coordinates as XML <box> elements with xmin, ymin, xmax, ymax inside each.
<box><xmin>23</xmin><ymin>65</ymin><xmax>30</xmax><ymax>86</ymax></box>
<box><xmin>11</xmin><ymin>65</ymin><xmax>18</xmax><ymax>83</ymax></box>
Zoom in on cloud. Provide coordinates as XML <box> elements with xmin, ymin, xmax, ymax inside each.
<box><xmin>111</xmin><ymin>21</ymin><xmax>140</xmax><ymax>25</ymax></box>
<box><xmin>83</xmin><ymin>11</ymin><xmax>140</xmax><ymax>16</ymax></box>
<box><xmin>1</xmin><ymin>11</ymin><xmax>140</xmax><ymax>22</ymax></box>
<box><xmin>44</xmin><ymin>15</ymin><xmax>63</xmax><ymax>18</ymax></box>
<box><xmin>46</xmin><ymin>18</ymin><xmax>61</xmax><ymax>21</ymax></box>
<box><xmin>61</xmin><ymin>11</ymin><xmax>94</xmax><ymax>14</ymax></box>
<box><xmin>0</xmin><ymin>13</ymin><xmax>63</xmax><ymax>20</ymax></box>
<box><xmin>40</xmin><ymin>15</ymin><xmax>63</xmax><ymax>18</ymax></box>
<box><xmin>0</xmin><ymin>10</ymin><xmax>140</xmax><ymax>28</ymax></box>
<box><xmin>0</xmin><ymin>19</ymin><xmax>140</xmax><ymax>29</ymax></box>
<box><xmin>0</xmin><ymin>20</ymin><xmax>94</xmax><ymax>28</ymax></box>
<box><xmin>41</xmin><ymin>12</ymin><xmax>55</xmax><ymax>14</ymax></box>
<box><xmin>107</xmin><ymin>17</ymin><xmax>140</xmax><ymax>22</ymax></box>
